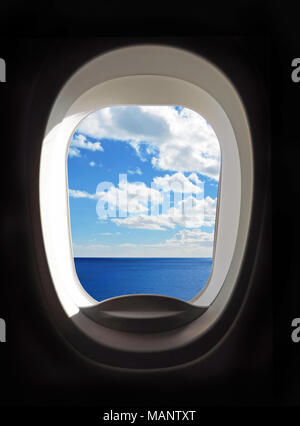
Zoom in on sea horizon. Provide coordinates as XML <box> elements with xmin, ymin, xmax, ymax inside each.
<box><xmin>74</xmin><ymin>256</ymin><xmax>212</xmax><ymax>259</ymax></box>
<box><xmin>74</xmin><ymin>257</ymin><xmax>213</xmax><ymax>302</ymax></box>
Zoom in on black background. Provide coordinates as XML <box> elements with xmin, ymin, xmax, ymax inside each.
<box><xmin>0</xmin><ymin>0</ymin><xmax>296</xmax><ymax>416</ymax></box>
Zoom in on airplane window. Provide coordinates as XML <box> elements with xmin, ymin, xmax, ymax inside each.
<box><xmin>38</xmin><ymin>45</ymin><xmax>252</xmax><ymax>367</ymax></box>
<box><xmin>67</xmin><ymin>106</ymin><xmax>221</xmax><ymax>302</ymax></box>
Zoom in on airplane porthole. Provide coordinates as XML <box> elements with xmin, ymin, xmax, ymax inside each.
<box><xmin>38</xmin><ymin>45</ymin><xmax>253</xmax><ymax>369</ymax></box>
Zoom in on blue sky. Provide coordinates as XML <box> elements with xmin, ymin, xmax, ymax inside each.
<box><xmin>67</xmin><ymin>106</ymin><xmax>220</xmax><ymax>257</ymax></box>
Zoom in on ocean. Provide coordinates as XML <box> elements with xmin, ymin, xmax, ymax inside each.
<box><xmin>74</xmin><ymin>257</ymin><xmax>213</xmax><ymax>302</ymax></box>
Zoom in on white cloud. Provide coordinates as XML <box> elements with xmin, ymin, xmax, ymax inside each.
<box><xmin>69</xmin><ymin>171</ymin><xmax>217</xmax><ymax>229</ymax></box>
<box><xmin>70</xmin><ymin>133</ymin><xmax>104</xmax><ymax>154</ymax></box>
<box><xmin>188</xmin><ymin>172</ymin><xmax>202</xmax><ymax>184</ymax></box>
<box><xmin>100</xmin><ymin>232</ymin><xmax>121</xmax><ymax>236</ymax></box>
<box><xmin>150</xmin><ymin>228</ymin><xmax>214</xmax><ymax>257</ymax></box>
<box><xmin>128</xmin><ymin>167</ymin><xmax>142</xmax><ymax>175</ymax></box>
<box><xmin>165</xmin><ymin>229</ymin><xmax>214</xmax><ymax>246</ymax></box>
<box><xmin>112</xmin><ymin>196</ymin><xmax>216</xmax><ymax>230</ymax></box>
<box><xmin>69</xmin><ymin>189</ymin><xmax>97</xmax><ymax>200</ymax></box>
<box><xmin>68</xmin><ymin>147</ymin><xmax>81</xmax><ymax>157</ymax></box>
<box><xmin>152</xmin><ymin>171</ymin><xmax>203</xmax><ymax>194</ymax></box>
<box><xmin>95</xmin><ymin>172</ymin><xmax>210</xmax><ymax>224</ymax></box>
<box><xmin>73</xmin><ymin>229</ymin><xmax>214</xmax><ymax>258</ymax></box>
<box><xmin>112</xmin><ymin>214</ymin><xmax>175</xmax><ymax>231</ymax></box>
<box><xmin>89</xmin><ymin>161</ymin><xmax>96</xmax><ymax>167</ymax></box>
<box><xmin>77</xmin><ymin>106</ymin><xmax>220</xmax><ymax>180</ymax></box>
<box><xmin>96</xmin><ymin>180</ymin><xmax>163</xmax><ymax>218</ymax></box>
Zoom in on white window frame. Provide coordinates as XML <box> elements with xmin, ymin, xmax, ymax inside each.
<box><xmin>39</xmin><ymin>45</ymin><xmax>253</xmax><ymax>326</ymax></box>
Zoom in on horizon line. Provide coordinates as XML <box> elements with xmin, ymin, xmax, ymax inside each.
<box><xmin>73</xmin><ymin>256</ymin><xmax>213</xmax><ymax>259</ymax></box>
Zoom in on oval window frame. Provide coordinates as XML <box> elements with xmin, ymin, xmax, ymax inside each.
<box><xmin>38</xmin><ymin>45</ymin><xmax>253</xmax><ymax>368</ymax></box>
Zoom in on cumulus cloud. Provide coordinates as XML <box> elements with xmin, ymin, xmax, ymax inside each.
<box><xmin>96</xmin><ymin>180</ymin><xmax>162</xmax><ymax>218</ymax></box>
<box><xmin>152</xmin><ymin>172</ymin><xmax>203</xmax><ymax>194</ymax></box>
<box><xmin>76</xmin><ymin>106</ymin><xmax>221</xmax><ymax>180</ymax></box>
<box><xmin>89</xmin><ymin>161</ymin><xmax>96</xmax><ymax>167</ymax></box>
<box><xmin>69</xmin><ymin>171</ymin><xmax>217</xmax><ymax>229</ymax></box>
<box><xmin>78</xmin><ymin>106</ymin><xmax>169</xmax><ymax>142</ymax></box>
<box><xmin>112</xmin><ymin>196</ymin><xmax>216</xmax><ymax>230</ymax></box>
<box><xmin>69</xmin><ymin>133</ymin><xmax>104</xmax><ymax>156</ymax></box>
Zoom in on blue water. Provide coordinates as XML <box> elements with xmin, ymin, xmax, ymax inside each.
<box><xmin>74</xmin><ymin>258</ymin><xmax>212</xmax><ymax>302</ymax></box>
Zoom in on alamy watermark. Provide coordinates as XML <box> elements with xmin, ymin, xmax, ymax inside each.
<box><xmin>0</xmin><ymin>58</ymin><xmax>6</xmax><ymax>83</ymax></box>
<box><xmin>0</xmin><ymin>318</ymin><xmax>6</xmax><ymax>342</ymax></box>
<box><xmin>95</xmin><ymin>173</ymin><xmax>205</xmax><ymax>221</ymax></box>
<box><xmin>1</xmin><ymin>59</ymin><xmax>7</xmax><ymax>343</ymax></box>
<box><xmin>291</xmin><ymin>58</ymin><xmax>300</xmax><ymax>82</ymax></box>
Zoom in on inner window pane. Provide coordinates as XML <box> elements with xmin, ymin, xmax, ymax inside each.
<box><xmin>67</xmin><ymin>106</ymin><xmax>221</xmax><ymax>302</ymax></box>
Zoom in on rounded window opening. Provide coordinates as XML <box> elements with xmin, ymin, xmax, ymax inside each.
<box><xmin>67</xmin><ymin>105</ymin><xmax>221</xmax><ymax>303</ymax></box>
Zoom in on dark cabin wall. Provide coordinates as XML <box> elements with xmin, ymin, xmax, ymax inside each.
<box><xmin>0</xmin><ymin>0</ymin><xmax>296</xmax><ymax>414</ymax></box>
<box><xmin>1</xmin><ymin>36</ymin><xmax>271</xmax><ymax>407</ymax></box>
